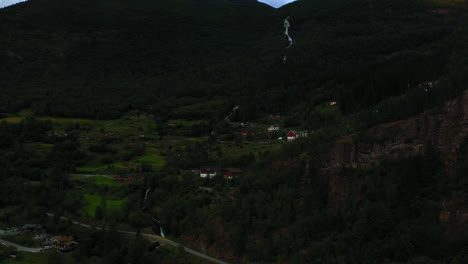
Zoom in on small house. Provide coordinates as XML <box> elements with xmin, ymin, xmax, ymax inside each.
<box><xmin>286</xmin><ymin>130</ymin><xmax>297</xmax><ymax>141</ymax></box>
<box><xmin>287</xmin><ymin>130</ymin><xmax>308</xmax><ymax>141</ymax></box>
<box><xmin>199</xmin><ymin>166</ymin><xmax>221</xmax><ymax>178</ymax></box>
<box><xmin>268</xmin><ymin>124</ymin><xmax>280</xmax><ymax>132</ymax></box>
<box><xmin>50</xmin><ymin>236</ymin><xmax>78</xmax><ymax>252</ymax></box>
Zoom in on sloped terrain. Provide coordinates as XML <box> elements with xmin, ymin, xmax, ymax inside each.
<box><xmin>1</xmin><ymin>0</ymin><xmax>466</xmax><ymax>121</ymax></box>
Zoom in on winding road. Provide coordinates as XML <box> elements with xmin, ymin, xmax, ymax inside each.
<box><xmin>3</xmin><ymin>178</ymin><xmax>229</xmax><ymax>264</ymax></box>
<box><xmin>0</xmin><ymin>238</ymin><xmax>41</xmax><ymax>253</ymax></box>
<box><xmin>46</xmin><ymin>213</ymin><xmax>229</xmax><ymax>264</ymax></box>
<box><xmin>2</xmin><ymin>214</ymin><xmax>229</xmax><ymax>264</ymax></box>
<box><xmin>71</xmin><ymin>174</ymin><xmax>114</xmax><ymax>179</ymax></box>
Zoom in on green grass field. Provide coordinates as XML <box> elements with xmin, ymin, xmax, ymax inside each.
<box><xmin>106</xmin><ymin>200</ymin><xmax>125</xmax><ymax>212</ymax></box>
<box><xmin>83</xmin><ymin>194</ymin><xmax>126</xmax><ymax>218</ymax></box>
<box><xmin>83</xmin><ymin>194</ymin><xmax>101</xmax><ymax>217</ymax></box>
<box><xmin>0</xmin><ymin>252</ymin><xmax>48</xmax><ymax>264</ymax></box>
<box><xmin>75</xmin><ymin>166</ymin><xmax>108</xmax><ymax>173</ymax></box>
<box><xmin>132</xmin><ymin>146</ymin><xmax>166</xmax><ymax>167</ymax></box>
<box><xmin>70</xmin><ymin>175</ymin><xmax>122</xmax><ymax>187</ymax></box>
<box><xmin>0</xmin><ymin>112</ymin><xmax>158</xmax><ymax>137</ymax></box>
<box><xmin>93</xmin><ymin>176</ymin><xmax>121</xmax><ymax>187</ymax></box>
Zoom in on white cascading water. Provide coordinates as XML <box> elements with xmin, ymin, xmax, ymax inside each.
<box><xmin>224</xmin><ymin>105</ymin><xmax>239</xmax><ymax>123</ymax></box>
<box><xmin>283</xmin><ymin>16</ymin><xmax>292</xmax><ymax>63</ymax></box>
<box><xmin>284</xmin><ymin>16</ymin><xmax>292</xmax><ymax>48</ymax></box>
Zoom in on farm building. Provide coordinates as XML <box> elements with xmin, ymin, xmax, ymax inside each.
<box><xmin>199</xmin><ymin>166</ymin><xmax>221</xmax><ymax>178</ymax></box>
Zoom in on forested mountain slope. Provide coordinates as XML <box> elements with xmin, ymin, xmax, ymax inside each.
<box><xmin>1</xmin><ymin>0</ymin><xmax>467</xmax><ymax>121</ymax></box>
<box><xmin>0</xmin><ymin>0</ymin><xmax>273</xmax><ymax>119</ymax></box>
<box><xmin>194</xmin><ymin>90</ymin><xmax>468</xmax><ymax>264</ymax></box>
<box><xmin>1</xmin><ymin>1</ymin><xmax>467</xmax><ymax>263</ymax></box>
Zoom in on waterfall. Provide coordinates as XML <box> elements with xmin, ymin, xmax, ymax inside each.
<box><xmin>144</xmin><ymin>188</ymin><xmax>150</xmax><ymax>200</ymax></box>
<box><xmin>283</xmin><ymin>16</ymin><xmax>293</xmax><ymax>63</ymax></box>
<box><xmin>224</xmin><ymin>105</ymin><xmax>239</xmax><ymax>123</ymax></box>
<box><xmin>160</xmin><ymin>227</ymin><xmax>165</xmax><ymax>238</ymax></box>
<box><xmin>284</xmin><ymin>16</ymin><xmax>292</xmax><ymax>49</ymax></box>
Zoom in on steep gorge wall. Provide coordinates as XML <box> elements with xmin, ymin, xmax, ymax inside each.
<box><xmin>326</xmin><ymin>90</ymin><xmax>468</xmax><ymax>170</ymax></box>
<box><xmin>324</xmin><ymin>90</ymin><xmax>468</xmax><ymax>227</ymax></box>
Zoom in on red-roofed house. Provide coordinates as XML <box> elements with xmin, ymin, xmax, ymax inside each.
<box><xmin>287</xmin><ymin>130</ymin><xmax>308</xmax><ymax>141</ymax></box>
<box><xmin>286</xmin><ymin>130</ymin><xmax>297</xmax><ymax>141</ymax></box>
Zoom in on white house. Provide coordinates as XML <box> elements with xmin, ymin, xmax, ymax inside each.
<box><xmin>199</xmin><ymin>166</ymin><xmax>221</xmax><ymax>178</ymax></box>
<box><xmin>268</xmin><ymin>124</ymin><xmax>280</xmax><ymax>132</ymax></box>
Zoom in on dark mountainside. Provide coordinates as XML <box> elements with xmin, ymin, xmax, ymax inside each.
<box><xmin>2</xmin><ymin>0</ymin><xmax>464</xmax><ymax>120</ymax></box>
<box><xmin>0</xmin><ymin>0</ymin><xmax>468</xmax><ymax>263</ymax></box>
<box><xmin>1</xmin><ymin>0</ymin><xmax>274</xmax><ymax>119</ymax></box>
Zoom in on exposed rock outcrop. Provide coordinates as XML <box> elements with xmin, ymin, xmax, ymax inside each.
<box><xmin>324</xmin><ymin>91</ymin><xmax>468</xmax><ymax>227</ymax></box>
<box><xmin>326</xmin><ymin>90</ymin><xmax>468</xmax><ymax>170</ymax></box>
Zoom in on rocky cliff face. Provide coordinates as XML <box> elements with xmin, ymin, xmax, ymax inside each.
<box><xmin>326</xmin><ymin>90</ymin><xmax>468</xmax><ymax>170</ymax></box>
<box><xmin>324</xmin><ymin>90</ymin><xmax>468</xmax><ymax>227</ymax></box>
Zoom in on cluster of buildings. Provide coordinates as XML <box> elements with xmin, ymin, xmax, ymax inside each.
<box><xmin>44</xmin><ymin>236</ymin><xmax>78</xmax><ymax>252</ymax></box>
<box><xmin>6</xmin><ymin>224</ymin><xmax>78</xmax><ymax>253</ymax></box>
<box><xmin>196</xmin><ymin>166</ymin><xmax>242</xmax><ymax>179</ymax></box>
<box><xmin>239</xmin><ymin>123</ymin><xmax>308</xmax><ymax>141</ymax></box>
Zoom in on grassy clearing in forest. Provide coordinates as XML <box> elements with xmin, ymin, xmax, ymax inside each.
<box><xmin>76</xmin><ymin>166</ymin><xmax>109</xmax><ymax>173</ymax></box>
<box><xmin>106</xmin><ymin>200</ymin><xmax>125</xmax><ymax>212</ymax></box>
<box><xmin>84</xmin><ymin>194</ymin><xmax>101</xmax><ymax>217</ymax></box>
<box><xmin>83</xmin><ymin>194</ymin><xmax>126</xmax><ymax>218</ymax></box>
<box><xmin>131</xmin><ymin>146</ymin><xmax>166</xmax><ymax>167</ymax></box>
<box><xmin>93</xmin><ymin>176</ymin><xmax>121</xmax><ymax>187</ymax></box>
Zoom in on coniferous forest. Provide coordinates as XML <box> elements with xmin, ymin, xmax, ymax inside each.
<box><xmin>0</xmin><ymin>0</ymin><xmax>467</xmax><ymax>263</ymax></box>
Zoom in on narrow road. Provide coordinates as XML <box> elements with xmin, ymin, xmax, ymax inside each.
<box><xmin>46</xmin><ymin>214</ymin><xmax>229</xmax><ymax>264</ymax></box>
<box><xmin>0</xmin><ymin>230</ymin><xmax>19</xmax><ymax>235</ymax></box>
<box><xmin>0</xmin><ymin>238</ymin><xmax>41</xmax><ymax>253</ymax></box>
<box><xmin>71</xmin><ymin>174</ymin><xmax>114</xmax><ymax>179</ymax></box>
